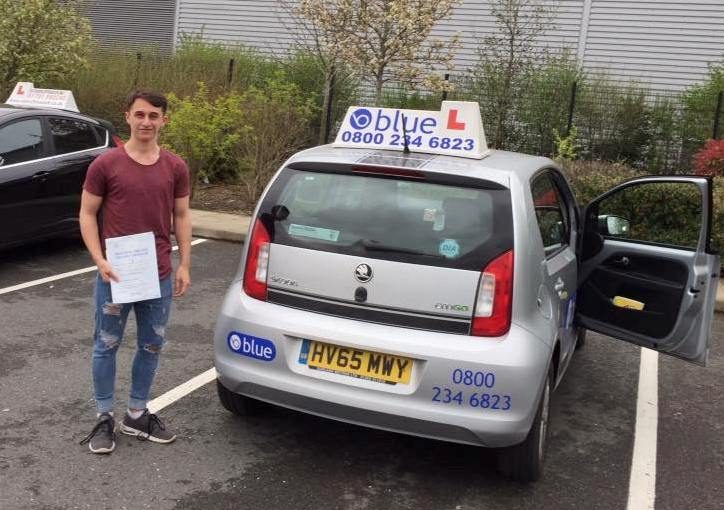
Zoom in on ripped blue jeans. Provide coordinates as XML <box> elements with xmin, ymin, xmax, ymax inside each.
<box><xmin>91</xmin><ymin>275</ymin><xmax>172</xmax><ymax>413</ymax></box>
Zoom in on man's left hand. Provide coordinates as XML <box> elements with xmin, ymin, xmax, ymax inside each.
<box><xmin>174</xmin><ymin>265</ymin><xmax>191</xmax><ymax>297</ymax></box>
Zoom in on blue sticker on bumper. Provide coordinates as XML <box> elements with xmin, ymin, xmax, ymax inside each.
<box><xmin>227</xmin><ymin>332</ymin><xmax>276</xmax><ymax>362</ymax></box>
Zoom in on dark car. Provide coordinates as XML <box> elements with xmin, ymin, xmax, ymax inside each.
<box><xmin>0</xmin><ymin>104</ymin><xmax>122</xmax><ymax>249</ymax></box>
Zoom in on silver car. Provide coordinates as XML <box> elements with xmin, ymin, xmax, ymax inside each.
<box><xmin>213</xmin><ymin>144</ymin><xmax>719</xmax><ymax>482</ymax></box>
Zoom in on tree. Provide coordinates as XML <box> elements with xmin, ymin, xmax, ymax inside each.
<box><xmin>279</xmin><ymin>0</ymin><xmax>354</xmax><ymax>144</ymax></box>
<box><xmin>0</xmin><ymin>0</ymin><xmax>92</xmax><ymax>97</ymax></box>
<box><xmin>298</xmin><ymin>0</ymin><xmax>461</xmax><ymax>106</ymax></box>
<box><xmin>472</xmin><ymin>0</ymin><xmax>556</xmax><ymax>148</ymax></box>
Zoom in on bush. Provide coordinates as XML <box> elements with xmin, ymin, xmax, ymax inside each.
<box><xmin>280</xmin><ymin>50</ymin><xmax>359</xmax><ymax>144</ymax></box>
<box><xmin>574</xmin><ymin>76</ymin><xmax>654</xmax><ymax>167</ymax></box>
<box><xmin>693</xmin><ymin>139</ymin><xmax>724</xmax><ymax>177</ymax></box>
<box><xmin>517</xmin><ymin>55</ymin><xmax>580</xmax><ymax>156</ymax></box>
<box><xmin>50</xmin><ymin>38</ymin><xmax>288</xmax><ymax>137</ymax></box>
<box><xmin>228</xmin><ymin>77</ymin><xmax>317</xmax><ymax>202</ymax></box>
<box><xmin>680</xmin><ymin>63</ymin><xmax>724</xmax><ymax>164</ymax></box>
<box><xmin>380</xmin><ymin>90</ymin><xmax>441</xmax><ymax>110</ymax></box>
<box><xmin>552</xmin><ymin>126</ymin><xmax>578</xmax><ymax>161</ymax></box>
<box><xmin>162</xmin><ymin>78</ymin><xmax>316</xmax><ymax>202</ymax></box>
<box><xmin>162</xmin><ymin>83</ymin><xmax>242</xmax><ymax>196</ymax></box>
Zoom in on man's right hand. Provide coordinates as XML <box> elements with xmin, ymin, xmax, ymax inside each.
<box><xmin>97</xmin><ymin>259</ymin><xmax>120</xmax><ymax>283</ymax></box>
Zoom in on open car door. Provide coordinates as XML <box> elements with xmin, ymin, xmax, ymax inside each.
<box><xmin>576</xmin><ymin>176</ymin><xmax>720</xmax><ymax>366</ymax></box>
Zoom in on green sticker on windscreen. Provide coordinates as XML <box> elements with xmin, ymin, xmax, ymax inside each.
<box><xmin>288</xmin><ymin>224</ymin><xmax>340</xmax><ymax>242</ymax></box>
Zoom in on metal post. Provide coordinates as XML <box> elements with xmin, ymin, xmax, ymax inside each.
<box><xmin>566</xmin><ymin>81</ymin><xmax>577</xmax><ymax>136</ymax></box>
<box><xmin>713</xmin><ymin>90</ymin><xmax>722</xmax><ymax>140</ymax></box>
<box><xmin>227</xmin><ymin>58</ymin><xmax>235</xmax><ymax>88</ymax></box>
<box><xmin>134</xmin><ymin>52</ymin><xmax>142</xmax><ymax>88</ymax></box>
<box><xmin>323</xmin><ymin>70</ymin><xmax>336</xmax><ymax>144</ymax></box>
<box><xmin>441</xmin><ymin>73</ymin><xmax>450</xmax><ymax>102</ymax></box>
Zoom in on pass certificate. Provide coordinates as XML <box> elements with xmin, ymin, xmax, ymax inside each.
<box><xmin>105</xmin><ymin>232</ymin><xmax>161</xmax><ymax>303</ymax></box>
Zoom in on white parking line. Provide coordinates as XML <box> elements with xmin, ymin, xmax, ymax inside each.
<box><xmin>0</xmin><ymin>239</ymin><xmax>208</xmax><ymax>296</ymax></box>
<box><xmin>627</xmin><ymin>347</ymin><xmax>659</xmax><ymax>510</ymax></box>
<box><xmin>147</xmin><ymin>368</ymin><xmax>217</xmax><ymax>414</ymax></box>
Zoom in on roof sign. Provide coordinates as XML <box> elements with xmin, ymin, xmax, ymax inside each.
<box><xmin>333</xmin><ymin>101</ymin><xmax>489</xmax><ymax>159</ymax></box>
<box><xmin>5</xmin><ymin>82</ymin><xmax>79</xmax><ymax>112</ymax></box>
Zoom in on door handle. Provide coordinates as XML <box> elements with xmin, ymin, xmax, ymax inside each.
<box><xmin>612</xmin><ymin>256</ymin><xmax>630</xmax><ymax>267</ymax></box>
<box><xmin>32</xmin><ymin>171</ymin><xmax>50</xmax><ymax>179</ymax></box>
<box><xmin>554</xmin><ymin>278</ymin><xmax>568</xmax><ymax>300</ymax></box>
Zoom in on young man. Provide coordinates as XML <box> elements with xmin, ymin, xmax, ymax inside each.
<box><xmin>78</xmin><ymin>90</ymin><xmax>192</xmax><ymax>454</ymax></box>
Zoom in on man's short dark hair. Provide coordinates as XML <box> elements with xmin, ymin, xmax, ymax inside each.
<box><xmin>125</xmin><ymin>89</ymin><xmax>168</xmax><ymax>113</ymax></box>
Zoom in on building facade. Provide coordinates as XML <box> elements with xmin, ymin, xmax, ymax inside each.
<box><xmin>85</xmin><ymin>0</ymin><xmax>724</xmax><ymax>92</ymax></box>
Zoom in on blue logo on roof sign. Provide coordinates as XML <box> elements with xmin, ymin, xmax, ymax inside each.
<box><xmin>227</xmin><ymin>332</ymin><xmax>276</xmax><ymax>362</ymax></box>
<box><xmin>350</xmin><ymin>108</ymin><xmax>373</xmax><ymax>130</ymax></box>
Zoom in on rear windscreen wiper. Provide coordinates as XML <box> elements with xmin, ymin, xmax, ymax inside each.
<box><xmin>360</xmin><ymin>239</ymin><xmax>433</xmax><ymax>256</ymax></box>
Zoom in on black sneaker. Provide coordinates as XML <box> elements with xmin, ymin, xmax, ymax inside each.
<box><xmin>79</xmin><ymin>413</ymin><xmax>116</xmax><ymax>454</ymax></box>
<box><xmin>119</xmin><ymin>409</ymin><xmax>176</xmax><ymax>444</ymax></box>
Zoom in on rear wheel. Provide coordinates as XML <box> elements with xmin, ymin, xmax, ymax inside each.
<box><xmin>496</xmin><ymin>366</ymin><xmax>552</xmax><ymax>482</ymax></box>
<box><xmin>216</xmin><ymin>379</ymin><xmax>265</xmax><ymax>416</ymax></box>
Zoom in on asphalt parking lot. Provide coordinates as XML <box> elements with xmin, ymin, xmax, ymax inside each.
<box><xmin>0</xmin><ymin>237</ymin><xmax>722</xmax><ymax>510</ymax></box>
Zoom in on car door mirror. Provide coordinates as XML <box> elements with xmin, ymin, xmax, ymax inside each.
<box><xmin>597</xmin><ymin>215</ymin><xmax>630</xmax><ymax>236</ymax></box>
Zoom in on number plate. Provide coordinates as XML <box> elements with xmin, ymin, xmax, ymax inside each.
<box><xmin>298</xmin><ymin>340</ymin><xmax>413</xmax><ymax>385</ymax></box>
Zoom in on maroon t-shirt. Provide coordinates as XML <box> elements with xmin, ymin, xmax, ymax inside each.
<box><xmin>83</xmin><ymin>147</ymin><xmax>190</xmax><ymax>279</ymax></box>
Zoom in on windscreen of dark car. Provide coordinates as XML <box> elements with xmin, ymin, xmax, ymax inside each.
<box><xmin>259</xmin><ymin>167</ymin><xmax>513</xmax><ymax>271</ymax></box>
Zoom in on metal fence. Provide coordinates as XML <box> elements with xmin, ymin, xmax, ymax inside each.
<box><xmin>58</xmin><ymin>49</ymin><xmax>722</xmax><ymax>174</ymax></box>
<box><xmin>337</xmin><ymin>73</ymin><xmax>723</xmax><ymax>173</ymax></box>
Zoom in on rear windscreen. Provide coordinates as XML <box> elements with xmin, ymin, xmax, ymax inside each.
<box><xmin>258</xmin><ymin>168</ymin><xmax>513</xmax><ymax>271</ymax></box>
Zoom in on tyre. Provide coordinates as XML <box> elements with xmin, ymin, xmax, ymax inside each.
<box><xmin>216</xmin><ymin>379</ymin><xmax>265</xmax><ymax>416</ymax></box>
<box><xmin>496</xmin><ymin>366</ymin><xmax>553</xmax><ymax>482</ymax></box>
<box><xmin>575</xmin><ymin>327</ymin><xmax>587</xmax><ymax>350</ymax></box>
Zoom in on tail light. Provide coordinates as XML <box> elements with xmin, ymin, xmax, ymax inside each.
<box><xmin>111</xmin><ymin>134</ymin><xmax>125</xmax><ymax>147</ymax></box>
<box><xmin>242</xmin><ymin>219</ymin><xmax>271</xmax><ymax>301</ymax></box>
<box><xmin>471</xmin><ymin>250</ymin><xmax>513</xmax><ymax>337</ymax></box>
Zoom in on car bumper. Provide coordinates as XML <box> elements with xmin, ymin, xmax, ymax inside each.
<box><xmin>213</xmin><ymin>283</ymin><xmax>552</xmax><ymax>448</ymax></box>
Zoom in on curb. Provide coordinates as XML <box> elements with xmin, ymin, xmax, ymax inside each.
<box><xmin>192</xmin><ymin>225</ymin><xmax>246</xmax><ymax>243</ymax></box>
<box><xmin>191</xmin><ymin>209</ymin><xmax>249</xmax><ymax>243</ymax></box>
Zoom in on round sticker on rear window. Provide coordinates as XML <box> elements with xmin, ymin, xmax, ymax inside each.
<box><xmin>439</xmin><ymin>239</ymin><xmax>460</xmax><ymax>259</ymax></box>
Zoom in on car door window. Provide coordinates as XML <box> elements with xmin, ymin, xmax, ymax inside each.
<box><xmin>0</xmin><ymin>119</ymin><xmax>43</xmax><ymax>166</ymax></box>
<box><xmin>93</xmin><ymin>125</ymin><xmax>109</xmax><ymax>144</ymax></box>
<box><xmin>531</xmin><ymin>173</ymin><xmax>570</xmax><ymax>256</ymax></box>
<box><xmin>49</xmin><ymin>118</ymin><xmax>100</xmax><ymax>155</ymax></box>
<box><xmin>593</xmin><ymin>181</ymin><xmax>702</xmax><ymax>249</ymax></box>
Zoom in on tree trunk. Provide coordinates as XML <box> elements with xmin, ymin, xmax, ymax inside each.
<box><xmin>374</xmin><ymin>74</ymin><xmax>384</xmax><ymax>107</ymax></box>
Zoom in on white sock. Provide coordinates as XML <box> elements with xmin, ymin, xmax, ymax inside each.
<box><xmin>97</xmin><ymin>411</ymin><xmax>114</xmax><ymax>418</ymax></box>
<box><xmin>127</xmin><ymin>409</ymin><xmax>144</xmax><ymax>419</ymax></box>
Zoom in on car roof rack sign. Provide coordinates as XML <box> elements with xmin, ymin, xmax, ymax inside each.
<box><xmin>333</xmin><ymin>101</ymin><xmax>490</xmax><ymax>160</ymax></box>
<box><xmin>5</xmin><ymin>82</ymin><xmax>79</xmax><ymax>113</ymax></box>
